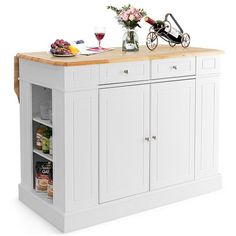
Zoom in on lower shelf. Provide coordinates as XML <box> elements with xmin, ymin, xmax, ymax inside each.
<box><xmin>33</xmin><ymin>149</ymin><xmax>53</xmax><ymax>162</ymax></box>
<box><xmin>32</xmin><ymin>190</ymin><xmax>53</xmax><ymax>205</ymax></box>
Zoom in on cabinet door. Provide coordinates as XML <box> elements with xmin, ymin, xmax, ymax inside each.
<box><xmin>151</xmin><ymin>80</ymin><xmax>195</xmax><ymax>190</ymax></box>
<box><xmin>195</xmin><ymin>77</ymin><xmax>219</xmax><ymax>178</ymax></box>
<box><xmin>99</xmin><ymin>85</ymin><xmax>150</xmax><ymax>203</ymax></box>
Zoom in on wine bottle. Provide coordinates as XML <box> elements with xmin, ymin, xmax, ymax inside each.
<box><xmin>144</xmin><ymin>16</ymin><xmax>182</xmax><ymax>43</ymax></box>
<box><xmin>144</xmin><ymin>16</ymin><xmax>164</xmax><ymax>31</ymax></box>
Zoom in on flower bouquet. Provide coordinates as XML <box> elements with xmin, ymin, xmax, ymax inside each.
<box><xmin>107</xmin><ymin>4</ymin><xmax>146</xmax><ymax>51</ymax></box>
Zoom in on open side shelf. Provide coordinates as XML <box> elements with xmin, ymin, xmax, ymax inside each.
<box><xmin>32</xmin><ymin>85</ymin><xmax>53</xmax><ymax>204</ymax></box>
<box><xmin>33</xmin><ymin>148</ymin><xmax>53</xmax><ymax>162</ymax></box>
<box><xmin>32</xmin><ymin>190</ymin><xmax>53</xmax><ymax>205</ymax></box>
<box><xmin>33</xmin><ymin>116</ymin><xmax>52</xmax><ymax>128</ymax></box>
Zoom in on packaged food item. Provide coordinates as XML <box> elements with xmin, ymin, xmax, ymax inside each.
<box><xmin>49</xmin><ymin>135</ymin><xmax>53</xmax><ymax>156</ymax></box>
<box><xmin>42</xmin><ymin>128</ymin><xmax>51</xmax><ymax>154</ymax></box>
<box><xmin>47</xmin><ymin>170</ymin><xmax>53</xmax><ymax>199</ymax></box>
<box><xmin>35</xmin><ymin>161</ymin><xmax>52</xmax><ymax>192</ymax></box>
<box><xmin>36</xmin><ymin>125</ymin><xmax>46</xmax><ymax>150</ymax></box>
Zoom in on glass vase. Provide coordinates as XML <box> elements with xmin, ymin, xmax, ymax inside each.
<box><xmin>122</xmin><ymin>28</ymin><xmax>139</xmax><ymax>52</ymax></box>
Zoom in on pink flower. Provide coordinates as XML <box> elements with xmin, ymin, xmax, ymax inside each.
<box><xmin>134</xmin><ymin>12</ymin><xmax>142</xmax><ymax>21</ymax></box>
<box><xmin>118</xmin><ymin>6</ymin><xmax>144</xmax><ymax>23</ymax></box>
<box><xmin>130</xmin><ymin>7</ymin><xmax>136</xmax><ymax>14</ymax></box>
<box><xmin>121</xmin><ymin>12</ymin><xmax>129</xmax><ymax>21</ymax></box>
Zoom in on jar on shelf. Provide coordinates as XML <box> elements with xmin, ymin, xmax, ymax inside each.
<box><xmin>36</xmin><ymin>125</ymin><xmax>46</xmax><ymax>150</ymax></box>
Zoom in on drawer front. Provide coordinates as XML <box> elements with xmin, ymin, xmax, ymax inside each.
<box><xmin>100</xmin><ymin>61</ymin><xmax>150</xmax><ymax>84</ymax></box>
<box><xmin>151</xmin><ymin>57</ymin><xmax>195</xmax><ymax>79</ymax></box>
<box><xmin>197</xmin><ymin>56</ymin><xmax>220</xmax><ymax>76</ymax></box>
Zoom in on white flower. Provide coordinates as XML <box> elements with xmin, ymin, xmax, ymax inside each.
<box><xmin>129</xmin><ymin>14</ymin><xmax>135</xmax><ymax>21</ymax></box>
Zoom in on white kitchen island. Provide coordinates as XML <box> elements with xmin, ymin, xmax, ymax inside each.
<box><xmin>17</xmin><ymin>45</ymin><xmax>223</xmax><ymax>232</ymax></box>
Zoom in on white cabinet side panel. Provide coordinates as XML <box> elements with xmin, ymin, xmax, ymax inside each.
<box><xmin>72</xmin><ymin>90</ymin><xmax>98</xmax><ymax>209</ymax></box>
<box><xmin>54</xmin><ymin>89</ymin><xmax>98</xmax><ymax>212</ymax></box>
<box><xmin>52</xmin><ymin>90</ymin><xmax>66</xmax><ymax>212</ymax></box>
<box><xmin>20</xmin><ymin>80</ymin><xmax>33</xmax><ymax>190</ymax></box>
<box><xmin>195</xmin><ymin>77</ymin><xmax>219</xmax><ymax>178</ymax></box>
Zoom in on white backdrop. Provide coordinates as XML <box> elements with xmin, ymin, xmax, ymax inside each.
<box><xmin>0</xmin><ymin>0</ymin><xmax>235</xmax><ymax>235</ymax></box>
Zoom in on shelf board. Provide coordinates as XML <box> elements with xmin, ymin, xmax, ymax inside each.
<box><xmin>32</xmin><ymin>190</ymin><xmax>53</xmax><ymax>205</ymax></box>
<box><xmin>33</xmin><ymin>148</ymin><xmax>53</xmax><ymax>162</ymax></box>
<box><xmin>33</xmin><ymin>116</ymin><xmax>52</xmax><ymax>128</ymax></box>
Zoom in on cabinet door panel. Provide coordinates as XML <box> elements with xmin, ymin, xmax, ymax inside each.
<box><xmin>195</xmin><ymin>77</ymin><xmax>219</xmax><ymax>178</ymax></box>
<box><xmin>151</xmin><ymin>80</ymin><xmax>195</xmax><ymax>189</ymax></box>
<box><xmin>99</xmin><ymin>85</ymin><xmax>149</xmax><ymax>203</ymax></box>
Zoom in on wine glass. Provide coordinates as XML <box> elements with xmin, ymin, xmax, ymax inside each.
<box><xmin>94</xmin><ymin>26</ymin><xmax>105</xmax><ymax>49</ymax></box>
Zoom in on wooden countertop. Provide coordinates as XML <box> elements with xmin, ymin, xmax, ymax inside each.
<box><xmin>17</xmin><ymin>45</ymin><xmax>223</xmax><ymax>67</ymax></box>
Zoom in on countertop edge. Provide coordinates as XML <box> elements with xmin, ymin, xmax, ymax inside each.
<box><xmin>16</xmin><ymin>48</ymin><xmax>224</xmax><ymax>67</ymax></box>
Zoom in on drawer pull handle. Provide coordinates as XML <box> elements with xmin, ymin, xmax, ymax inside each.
<box><xmin>152</xmin><ymin>136</ymin><xmax>157</xmax><ymax>141</ymax></box>
<box><xmin>145</xmin><ymin>137</ymin><xmax>150</xmax><ymax>142</ymax></box>
<box><xmin>172</xmin><ymin>65</ymin><xmax>178</xmax><ymax>70</ymax></box>
<box><xmin>123</xmin><ymin>69</ymin><xmax>129</xmax><ymax>74</ymax></box>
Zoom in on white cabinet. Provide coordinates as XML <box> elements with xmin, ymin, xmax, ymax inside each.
<box><xmin>150</xmin><ymin>80</ymin><xmax>195</xmax><ymax>189</ymax></box>
<box><xmin>195</xmin><ymin>77</ymin><xmax>219</xmax><ymax>178</ymax></box>
<box><xmin>99</xmin><ymin>85</ymin><xmax>150</xmax><ymax>202</ymax></box>
<box><xmin>18</xmin><ymin>50</ymin><xmax>222</xmax><ymax>232</ymax></box>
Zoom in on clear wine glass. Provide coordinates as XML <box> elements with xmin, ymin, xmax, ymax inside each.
<box><xmin>94</xmin><ymin>26</ymin><xmax>105</xmax><ymax>49</ymax></box>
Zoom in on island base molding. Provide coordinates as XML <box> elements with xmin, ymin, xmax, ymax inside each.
<box><xmin>19</xmin><ymin>174</ymin><xmax>222</xmax><ymax>233</ymax></box>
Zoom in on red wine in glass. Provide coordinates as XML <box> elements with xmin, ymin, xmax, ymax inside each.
<box><xmin>94</xmin><ymin>27</ymin><xmax>105</xmax><ymax>49</ymax></box>
<box><xmin>95</xmin><ymin>33</ymin><xmax>105</xmax><ymax>41</ymax></box>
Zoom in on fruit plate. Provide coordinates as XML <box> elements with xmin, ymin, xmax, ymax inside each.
<box><xmin>51</xmin><ymin>53</ymin><xmax>77</xmax><ymax>57</ymax></box>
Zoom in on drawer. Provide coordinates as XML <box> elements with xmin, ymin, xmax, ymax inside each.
<box><xmin>196</xmin><ymin>56</ymin><xmax>220</xmax><ymax>76</ymax></box>
<box><xmin>151</xmin><ymin>57</ymin><xmax>195</xmax><ymax>79</ymax></box>
<box><xmin>100</xmin><ymin>61</ymin><xmax>150</xmax><ymax>84</ymax></box>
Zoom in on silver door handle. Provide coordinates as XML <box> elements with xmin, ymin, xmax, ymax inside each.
<box><xmin>152</xmin><ymin>136</ymin><xmax>157</xmax><ymax>141</ymax></box>
<box><xmin>145</xmin><ymin>137</ymin><xmax>150</xmax><ymax>142</ymax></box>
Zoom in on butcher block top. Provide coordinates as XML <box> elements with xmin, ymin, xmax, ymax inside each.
<box><xmin>17</xmin><ymin>45</ymin><xmax>223</xmax><ymax>67</ymax></box>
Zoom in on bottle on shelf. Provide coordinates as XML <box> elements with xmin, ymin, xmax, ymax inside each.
<box><xmin>42</xmin><ymin>127</ymin><xmax>51</xmax><ymax>154</ymax></box>
<box><xmin>36</xmin><ymin>125</ymin><xmax>46</xmax><ymax>150</ymax></box>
